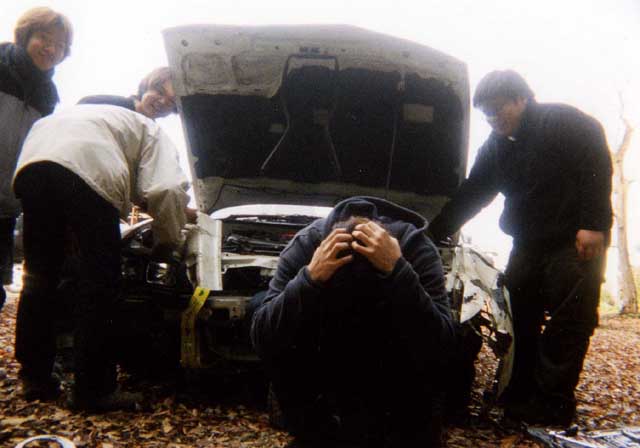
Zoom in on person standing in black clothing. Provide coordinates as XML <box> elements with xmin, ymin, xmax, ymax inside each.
<box><xmin>78</xmin><ymin>66</ymin><xmax>176</xmax><ymax>119</ymax></box>
<box><xmin>0</xmin><ymin>7</ymin><xmax>72</xmax><ymax>309</ymax></box>
<box><xmin>428</xmin><ymin>70</ymin><xmax>613</xmax><ymax>426</ymax></box>
<box><xmin>252</xmin><ymin>197</ymin><xmax>455</xmax><ymax>447</ymax></box>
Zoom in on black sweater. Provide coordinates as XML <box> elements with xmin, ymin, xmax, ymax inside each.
<box><xmin>251</xmin><ymin>196</ymin><xmax>455</xmax><ymax>371</ymax></box>
<box><xmin>0</xmin><ymin>42</ymin><xmax>58</xmax><ymax>116</ymax></box>
<box><xmin>429</xmin><ymin>102</ymin><xmax>613</xmax><ymax>245</ymax></box>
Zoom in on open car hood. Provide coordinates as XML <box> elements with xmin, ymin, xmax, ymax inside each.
<box><xmin>163</xmin><ymin>25</ymin><xmax>469</xmax><ymax>220</ymax></box>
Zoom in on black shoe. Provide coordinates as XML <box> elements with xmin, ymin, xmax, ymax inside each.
<box><xmin>505</xmin><ymin>395</ymin><xmax>575</xmax><ymax>427</ymax></box>
<box><xmin>95</xmin><ymin>389</ymin><xmax>143</xmax><ymax>412</ymax></box>
<box><xmin>496</xmin><ymin>386</ymin><xmax>531</xmax><ymax>408</ymax></box>
<box><xmin>20</xmin><ymin>373</ymin><xmax>61</xmax><ymax>402</ymax></box>
<box><xmin>68</xmin><ymin>388</ymin><xmax>143</xmax><ymax>413</ymax></box>
<box><xmin>0</xmin><ymin>287</ymin><xmax>5</xmax><ymax>311</ymax></box>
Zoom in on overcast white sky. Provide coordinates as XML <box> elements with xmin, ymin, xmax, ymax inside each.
<box><xmin>2</xmin><ymin>0</ymin><xmax>640</xmax><ymax>273</ymax></box>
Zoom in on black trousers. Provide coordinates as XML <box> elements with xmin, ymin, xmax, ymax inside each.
<box><xmin>0</xmin><ymin>217</ymin><xmax>16</xmax><ymax>285</ymax></box>
<box><xmin>504</xmin><ymin>240</ymin><xmax>604</xmax><ymax>406</ymax></box>
<box><xmin>262</xmin><ymin>337</ymin><xmax>445</xmax><ymax>447</ymax></box>
<box><xmin>14</xmin><ymin>162</ymin><xmax>121</xmax><ymax>399</ymax></box>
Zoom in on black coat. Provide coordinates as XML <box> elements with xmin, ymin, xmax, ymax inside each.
<box><xmin>0</xmin><ymin>42</ymin><xmax>58</xmax><ymax>116</ymax></box>
<box><xmin>251</xmin><ymin>196</ymin><xmax>455</xmax><ymax>376</ymax></box>
<box><xmin>429</xmin><ymin>102</ymin><xmax>613</xmax><ymax>245</ymax></box>
<box><xmin>0</xmin><ymin>43</ymin><xmax>59</xmax><ymax>217</ymax></box>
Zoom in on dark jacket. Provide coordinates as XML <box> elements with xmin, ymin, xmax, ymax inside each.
<box><xmin>0</xmin><ymin>43</ymin><xmax>59</xmax><ymax>115</ymax></box>
<box><xmin>77</xmin><ymin>95</ymin><xmax>136</xmax><ymax>112</ymax></box>
<box><xmin>251</xmin><ymin>196</ymin><xmax>455</xmax><ymax>372</ymax></box>
<box><xmin>0</xmin><ymin>42</ymin><xmax>59</xmax><ymax>218</ymax></box>
<box><xmin>428</xmin><ymin>102</ymin><xmax>613</xmax><ymax>245</ymax></box>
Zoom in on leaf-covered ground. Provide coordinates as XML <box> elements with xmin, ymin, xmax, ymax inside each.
<box><xmin>0</xmin><ymin>287</ymin><xmax>638</xmax><ymax>447</ymax></box>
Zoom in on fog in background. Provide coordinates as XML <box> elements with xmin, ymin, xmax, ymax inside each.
<box><xmin>2</xmin><ymin>0</ymin><xmax>639</xmax><ymax>288</ymax></box>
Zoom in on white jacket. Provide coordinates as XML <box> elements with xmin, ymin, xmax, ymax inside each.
<box><xmin>14</xmin><ymin>104</ymin><xmax>190</xmax><ymax>246</ymax></box>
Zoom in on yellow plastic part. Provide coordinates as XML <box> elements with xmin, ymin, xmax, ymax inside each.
<box><xmin>180</xmin><ymin>286</ymin><xmax>210</xmax><ymax>368</ymax></box>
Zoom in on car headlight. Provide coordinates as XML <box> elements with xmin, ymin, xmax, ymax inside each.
<box><xmin>145</xmin><ymin>262</ymin><xmax>176</xmax><ymax>287</ymax></box>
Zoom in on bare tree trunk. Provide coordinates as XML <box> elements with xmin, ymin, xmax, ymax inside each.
<box><xmin>613</xmin><ymin>118</ymin><xmax>637</xmax><ymax>314</ymax></box>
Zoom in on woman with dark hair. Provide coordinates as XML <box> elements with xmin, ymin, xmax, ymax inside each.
<box><xmin>0</xmin><ymin>7</ymin><xmax>73</xmax><ymax>309</ymax></box>
<box><xmin>78</xmin><ymin>66</ymin><xmax>177</xmax><ymax>119</ymax></box>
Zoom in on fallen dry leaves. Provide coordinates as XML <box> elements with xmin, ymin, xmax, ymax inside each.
<box><xmin>0</xmin><ymin>290</ymin><xmax>638</xmax><ymax>447</ymax></box>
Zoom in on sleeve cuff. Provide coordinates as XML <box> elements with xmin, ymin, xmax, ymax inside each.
<box><xmin>301</xmin><ymin>266</ymin><xmax>324</xmax><ymax>290</ymax></box>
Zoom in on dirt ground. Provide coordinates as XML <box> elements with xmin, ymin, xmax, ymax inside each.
<box><xmin>0</xmin><ymin>286</ymin><xmax>638</xmax><ymax>447</ymax></box>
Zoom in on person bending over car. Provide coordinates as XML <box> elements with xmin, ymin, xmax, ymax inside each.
<box><xmin>78</xmin><ymin>66</ymin><xmax>176</xmax><ymax>119</ymax></box>
<box><xmin>251</xmin><ymin>196</ymin><xmax>456</xmax><ymax>448</ymax></box>
<box><xmin>0</xmin><ymin>7</ymin><xmax>73</xmax><ymax>310</ymax></box>
<box><xmin>12</xmin><ymin>104</ymin><xmax>190</xmax><ymax>412</ymax></box>
<box><xmin>428</xmin><ymin>70</ymin><xmax>613</xmax><ymax>426</ymax></box>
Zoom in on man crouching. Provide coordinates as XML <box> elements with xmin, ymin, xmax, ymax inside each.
<box><xmin>251</xmin><ymin>196</ymin><xmax>455</xmax><ymax>447</ymax></box>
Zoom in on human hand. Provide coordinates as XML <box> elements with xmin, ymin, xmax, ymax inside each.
<box><xmin>351</xmin><ymin>221</ymin><xmax>402</xmax><ymax>274</ymax></box>
<box><xmin>307</xmin><ymin>229</ymin><xmax>354</xmax><ymax>283</ymax></box>
<box><xmin>575</xmin><ymin>229</ymin><xmax>605</xmax><ymax>261</ymax></box>
<box><xmin>185</xmin><ymin>207</ymin><xmax>198</xmax><ymax>224</ymax></box>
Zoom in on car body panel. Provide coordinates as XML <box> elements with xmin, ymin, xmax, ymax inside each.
<box><xmin>447</xmin><ymin>244</ymin><xmax>514</xmax><ymax>396</ymax></box>
<box><xmin>185</xmin><ymin>213</ymin><xmax>223</xmax><ymax>291</ymax></box>
<box><xmin>163</xmin><ymin>24</ymin><xmax>470</xmax><ymax>219</ymax></box>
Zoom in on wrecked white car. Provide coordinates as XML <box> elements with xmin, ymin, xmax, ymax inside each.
<box><xmin>109</xmin><ymin>25</ymin><xmax>513</xmax><ymax>405</ymax></box>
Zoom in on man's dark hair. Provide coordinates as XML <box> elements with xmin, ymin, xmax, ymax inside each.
<box><xmin>332</xmin><ymin>216</ymin><xmax>372</xmax><ymax>234</ymax></box>
<box><xmin>472</xmin><ymin>70</ymin><xmax>535</xmax><ymax>108</ymax></box>
<box><xmin>328</xmin><ymin>216</ymin><xmax>389</xmax><ymax>284</ymax></box>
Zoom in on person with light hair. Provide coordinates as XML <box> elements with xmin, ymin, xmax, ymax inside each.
<box><xmin>0</xmin><ymin>7</ymin><xmax>73</xmax><ymax>309</ymax></box>
<box><xmin>79</xmin><ymin>66</ymin><xmax>177</xmax><ymax>119</ymax></box>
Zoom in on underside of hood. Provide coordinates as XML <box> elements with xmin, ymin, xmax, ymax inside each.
<box><xmin>163</xmin><ymin>25</ymin><xmax>469</xmax><ymax>220</ymax></box>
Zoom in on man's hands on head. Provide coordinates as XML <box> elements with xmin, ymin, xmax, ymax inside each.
<box><xmin>307</xmin><ymin>229</ymin><xmax>354</xmax><ymax>284</ymax></box>
<box><xmin>575</xmin><ymin>229</ymin><xmax>605</xmax><ymax>261</ymax></box>
<box><xmin>351</xmin><ymin>221</ymin><xmax>402</xmax><ymax>274</ymax></box>
<box><xmin>307</xmin><ymin>221</ymin><xmax>403</xmax><ymax>284</ymax></box>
